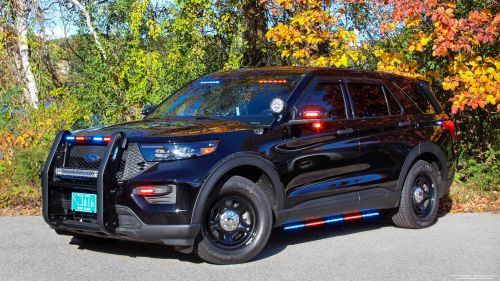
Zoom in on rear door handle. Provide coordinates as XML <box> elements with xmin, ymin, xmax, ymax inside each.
<box><xmin>399</xmin><ymin>121</ymin><xmax>411</xmax><ymax>127</ymax></box>
<box><xmin>337</xmin><ymin>128</ymin><xmax>353</xmax><ymax>135</ymax></box>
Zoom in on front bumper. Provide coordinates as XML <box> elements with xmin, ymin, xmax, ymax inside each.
<box><xmin>53</xmin><ymin>205</ymin><xmax>200</xmax><ymax>246</ymax></box>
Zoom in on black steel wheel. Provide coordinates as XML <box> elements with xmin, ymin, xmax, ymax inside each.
<box><xmin>411</xmin><ymin>174</ymin><xmax>434</xmax><ymax>217</ymax></box>
<box><xmin>206</xmin><ymin>196</ymin><xmax>257</xmax><ymax>249</ymax></box>
<box><xmin>391</xmin><ymin>160</ymin><xmax>439</xmax><ymax>229</ymax></box>
<box><xmin>194</xmin><ymin>176</ymin><xmax>273</xmax><ymax>264</ymax></box>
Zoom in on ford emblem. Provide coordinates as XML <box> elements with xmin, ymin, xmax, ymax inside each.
<box><xmin>85</xmin><ymin>154</ymin><xmax>99</xmax><ymax>162</ymax></box>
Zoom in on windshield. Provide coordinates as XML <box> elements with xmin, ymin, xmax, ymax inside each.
<box><xmin>147</xmin><ymin>75</ymin><xmax>304</xmax><ymax>125</ymax></box>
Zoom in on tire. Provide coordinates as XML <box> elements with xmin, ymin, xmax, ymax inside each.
<box><xmin>74</xmin><ymin>234</ymin><xmax>118</xmax><ymax>244</ymax></box>
<box><xmin>390</xmin><ymin>160</ymin><xmax>439</xmax><ymax>229</ymax></box>
<box><xmin>194</xmin><ymin>176</ymin><xmax>273</xmax><ymax>264</ymax></box>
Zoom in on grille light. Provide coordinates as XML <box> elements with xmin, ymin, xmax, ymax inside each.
<box><xmin>93</xmin><ymin>137</ymin><xmax>103</xmax><ymax>141</ymax></box>
<box><xmin>66</xmin><ymin>136</ymin><xmax>75</xmax><ymax>141</ymax></box>
<box><xmin>104</xmin><ymin>137</ymin><xmax>111</xmax><ymax>142</ymax></box>
<box><xmin>75</xmin><ymin>136</ymin><xmax>85</xmax><ymax>141</ymax></box>
<box><xmin>283</xmin><ymin>212</ymin><xmax>379</xmax><ymax>230</ymax></box>
<box><xmin>55</xmin><ymin>167</ymin><xmax>98</xmax><ymax>178</ymax></box>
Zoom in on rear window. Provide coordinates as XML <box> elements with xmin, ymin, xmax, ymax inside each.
<box><xmin>395</xmin><ymin>82</ymin><xmax>436</xmax><ymax>114</ymax></box>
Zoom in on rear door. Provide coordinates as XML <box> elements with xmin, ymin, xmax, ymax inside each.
<box><xmin>346</xmin><ymin>78</ymin><xmax>413</xmax><ymax>198</ymax></box>
<box><xmin>284</xmin><ymin>77</ymin><xmax>359</xmax><ymax>208</ymax></box>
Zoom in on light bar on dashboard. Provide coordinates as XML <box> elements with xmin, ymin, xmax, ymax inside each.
<box><xmin>283</xmin><ymin>212</ymin><xmax>379</xmax><ymax>230</ymax></box>
<box><xmin>55</xmin><ymin>167</ymin><xmax>98</xmax><ymax>179</ymax></box>
<box><xmin>259</xmin><ymin>79</ymin><xmax>287</xmax><ymax>84</ymax></box>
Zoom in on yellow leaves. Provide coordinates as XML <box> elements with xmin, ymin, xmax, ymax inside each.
<box><xmin>281</xmin><ymin>49</ymin><xmax>292</xmax><ymax>58</ymax></box>
<box><xmin>447</xmin><ymin>2</ymin><xmax>456</xmax><ymax>8</ymax></box>
<box><xmin>420</xmin><ymin>37</ymin><xmax>431</xmax><ymax>46</ymax></box>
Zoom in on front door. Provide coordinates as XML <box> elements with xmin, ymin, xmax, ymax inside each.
<box><xmin>284</xmin><ymin>78</ymin><xmax>359</xmax><ymax>209</ymax></box>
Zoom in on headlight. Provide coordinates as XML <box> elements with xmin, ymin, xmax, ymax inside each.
<box><xmin>139</xmin><ymin>140</ymin><xmax>219</xmax><ymax>161</ymax></box>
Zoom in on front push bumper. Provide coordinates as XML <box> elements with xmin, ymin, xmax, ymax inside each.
<box><xmin>43</xmin><ymin>130</ymin><xmax>200</xmax><ymax>247</ymax></box>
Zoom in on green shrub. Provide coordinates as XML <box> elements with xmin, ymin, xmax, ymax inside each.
<box><xmin>12</xmin><ymin>147</ymin><xmax>47</xmax><ymax>187</ymax></box>
<box><xmin>455</xmin><ymin>146</ymin><xmax>500</xmax><ymax>195</ymax></box>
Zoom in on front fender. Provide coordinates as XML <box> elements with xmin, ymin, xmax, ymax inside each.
<box><xmin>190</xmin><ymin>152</ymin><xmax>285</xmax><ymax>224</ymax></box>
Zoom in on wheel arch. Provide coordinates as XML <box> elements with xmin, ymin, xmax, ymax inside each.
<box><xmin>190</xmin><ymin>152</ymin><xmax>285</xmax><ymax>224</ymax></box>
<box><xmin>397</xmin><ymin>142</ymin><xmax>449</xmax><ymax>197</ymax></box>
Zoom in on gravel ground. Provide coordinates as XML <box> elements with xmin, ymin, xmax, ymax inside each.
<box><xmin>0</xmin><ymin>213</ymin><xmax>499</xmax><ymax>281</ymax></box>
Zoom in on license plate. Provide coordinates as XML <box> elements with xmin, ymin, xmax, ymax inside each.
<box><xmin>71</xmin><ymin>193</ymin><xmax>97</xmax><ymax>213</ymax></box>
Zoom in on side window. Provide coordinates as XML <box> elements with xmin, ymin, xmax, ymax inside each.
<box><xmin>297</xmin><ymin>84</ymin><xmax>346</xmax><ymax>120</ymax></box>
<box><xmin>396</xmin><ymin>82</ymin><xmax>436</xmax><ymax>114</ymax></box>
<box><xmin>385</xmin><ymin>89</ymin><xmax>402</xmax><ymax>115</ymax></box>
<box><xmin>349</xmin><ymin>84</ymin><xmax>389</xmax><ymax>117</ymax></box>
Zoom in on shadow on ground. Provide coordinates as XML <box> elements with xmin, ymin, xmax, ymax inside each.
<box><xmin>67</xmin><ymin>212</ymin><xmax>453</xmax><ymax>264</ymax></box>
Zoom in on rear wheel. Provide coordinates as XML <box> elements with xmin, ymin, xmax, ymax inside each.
<box><xmin>194</xmin><ymin>176</ymin><xmax>273</xmax><ymax>264</ymax></box>
<box><xmin>391</xmin><ymin>160</ymin><xmax>439</xmax><ymax>229</ymax></box>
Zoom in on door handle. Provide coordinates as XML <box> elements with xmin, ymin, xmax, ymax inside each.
<box><xmin>337</xmin><ymin>128</ymin><xmax>353</xmax><ymax>135</ymax></box>
<box><xmin>399</xmin><ymin>121</ymin><xmax>411</xmax><ymax>127</ymax></box>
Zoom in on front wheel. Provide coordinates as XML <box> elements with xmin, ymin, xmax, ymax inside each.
<box><xmin>391</xmin><ymin>160</ymin><xmax>439</xmax><ymax>229</ymax></box>
<box><xmin>194</xmin><ymin>176</ymin><xmax>273</xmax><ymax>264</ymax></box>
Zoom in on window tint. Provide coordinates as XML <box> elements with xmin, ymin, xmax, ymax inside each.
<box><xmin>396</xmin><ymin>82</ymin><xmax>436</xmax><ymax>114</ymax></box>
<box><xmin>298</xmin><ymin>84</ymin><xmax>346</xmax><ymax>120</ymax></box>
<box><xmin>350</xmin><ymin>84</ymin><xmax>389</xmax><ymax>117</ymax></box>
<box><xmin>385</xmin><ymin>89</ymin><xmax>402</xmax><ymax>115</ymax></box>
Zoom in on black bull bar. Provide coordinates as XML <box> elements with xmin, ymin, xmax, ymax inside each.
<box><xmin>42</xmin><ymin>130</ymin><xmax>127</xmax><ymax>235</ymax></box>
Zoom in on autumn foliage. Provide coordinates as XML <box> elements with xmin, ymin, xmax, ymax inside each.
<box><xmin>264</xmin><ymin>0</ymin><xmax>500</xmax><ymax>114</ymax></box>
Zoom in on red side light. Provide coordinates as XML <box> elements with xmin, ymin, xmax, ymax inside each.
<box><xmin>75</xmin><ymin>136</ymin><xmax>85</xmax><ymax>141</ymax></box>
<box><xmin>312</xmin><ymin>122</ymin><xmax>322</xmax><ymax>129</ymax></box>
<box><xmin>304</xmin><ymin>111</ymin><xmax>320</xmax><ymax>118</ymax></box>
<box><xmin>344</xmin><ymin>215</ymin><xmax>362</xmax><ymax>221</ymax></box>
<box><xmin>103</xmin><ymin>137</ymin><xmax>111</xmax><ymax>142</ymax></box>
<box><xmin>139</xmin><ymin>188</ymin><xmax>155</xmax><ymax>194</ymax></box>
<box><xmin>442</xmin><ymin>121</ymin><xmax>455</xmax><ymax>140</ymax></box>
<box><xmin>305</xmin><ymin>221</ymin><xmax>325</xmax><ymax>227</ymax></box>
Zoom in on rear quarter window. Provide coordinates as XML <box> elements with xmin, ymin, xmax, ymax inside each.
<box><xmin>395</xmin><ymin>82</ymin><xmax>436</xmax><ymax>114</ymax></box>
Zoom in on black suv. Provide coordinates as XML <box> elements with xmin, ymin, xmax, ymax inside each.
<box><xmin>42</xmin><ymin>67</ymin><xmax>455</xmax><ymax>264</ymax></box>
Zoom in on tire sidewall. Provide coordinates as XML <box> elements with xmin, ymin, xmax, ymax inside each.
<box><xmin>403</xmin><ymin>160</ymin><xmax>439</xmax><ymax>228</ymax></box>
<box><xmin>195</xmin><ymin>176</ymin><xmax>273</xmax><ymax>264</ymax></box>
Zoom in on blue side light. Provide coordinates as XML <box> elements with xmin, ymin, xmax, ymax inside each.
<box><xmin>200</xmin><ymin>81</ymin><xmax>220</xmax><ymax>84</ymax></box>
<box><xmin>436</xmin><ymin>121</ymin><xmax>443</xmax><ymax>125</ymax></box>
<box><xmin>93</xmin><ymin>137</ymin><xmax>103</xmax><ymax>141</ymax></box>
<box><xmin>325</xmin><ymin>217</ymin><xmax>344</xmax><ymax>224</ymax></box>
<box><xmin>361</xmin><ymin>212</ymin><xmax>379</xmax><ymax>218</ymax></box>
<box><xmin>66</xmin><ymin>136</ymin><xmax>75</xmax><ymax>141</ymax></box>
<box><xmin>112</xmin><ymin>147</ymin><xmax>118</xmax><ymax>160</ymax></box>
<box><xmin>283</xmin><ymin>224</ymin><xmax>306</xmax><ymax>230</ymax></box>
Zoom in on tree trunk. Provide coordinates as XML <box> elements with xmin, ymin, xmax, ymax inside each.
<box><xmin>242</xmin><ymin>0</ymin><xmax>267</xmax><ymax>67</ymax></box>
<box><xmin>14</xmin><ymin>0</ymin><xmax>39</xmax><ymax>109</ymax></box>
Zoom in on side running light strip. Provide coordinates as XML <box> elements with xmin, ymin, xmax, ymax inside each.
<box><xmin>283</xmin><ymin>212</ymin><xmax>379</xmax><ymax>230</ymax></box>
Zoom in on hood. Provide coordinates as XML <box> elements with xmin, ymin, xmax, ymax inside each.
<box><xmin>74</xmin><ymin>118</ymin><xmax>262</xmax><ymax>138</ymax></box>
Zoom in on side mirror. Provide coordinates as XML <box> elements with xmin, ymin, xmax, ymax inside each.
<box><xmin>140</xmin><ymin>105</ymin><xmax>158</xmax><ymax>116</ymax></box>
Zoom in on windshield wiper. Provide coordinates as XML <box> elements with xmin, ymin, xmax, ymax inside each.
<box><xmin>195</xmin><ymin>117</ymin><xmax>226</xmax><ymax>121</ymax></box>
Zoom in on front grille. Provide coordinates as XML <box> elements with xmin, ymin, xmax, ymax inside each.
<box><xmin>66</xmin><ymin>145</ymin><xmax>106</xmax><ymax>169</ymax></box>
<box><xmin>63</xmin><ymin>144</ymin><xmax>128</xmax><ymax>179</ymax></box>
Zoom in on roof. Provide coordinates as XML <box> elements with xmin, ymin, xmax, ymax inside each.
<box><xmin>205</xmin><ymin>66</ymin><xmax>419</xmax><ymax>82</ymax></box>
